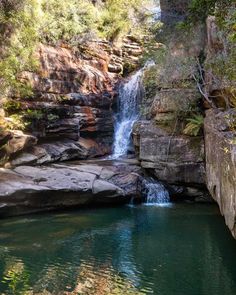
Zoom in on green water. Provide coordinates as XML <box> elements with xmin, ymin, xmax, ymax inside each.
<box><xmin>0</xmin><ymin>204</ymin><xmax>236</xmax><ymax>295</ymax></box>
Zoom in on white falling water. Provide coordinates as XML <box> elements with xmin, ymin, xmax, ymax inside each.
<box><xmin>143</xmin><ymin>178</ymin><xmax>170</xmax><ymax>205</ymax></box>
<box><xmin>113</xmin><ymin>70</ymin><xmax>142</xmax><ymax>157</ymax></box>
<box><xmin>113</xmin><ymin>61</ymin><xmax>154</xmax><ymax>158</ymax></box>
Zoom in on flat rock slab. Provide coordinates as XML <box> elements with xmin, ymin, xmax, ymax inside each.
<box><xmin>0</xmin><ymin>161</ymin><xmax>142</xmax><ymax>217</ymax></box>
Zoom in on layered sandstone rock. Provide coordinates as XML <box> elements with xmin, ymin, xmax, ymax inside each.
<box><xmin>0</xmin><ymin>159</ymin><xmax>142</xmax><ymax>216</ymax></box>
<box><xmin>205</xmin><ymin>109</ymin><xmax>236</xmax><ymax>237</ymax></box>
<box><xmin>133</xmin><ymin>120</ymin><xmax>207</xmax><ymax>201</ymax></box>
<box><xmin>0</xmin><ymin>37</ymin><xmax>143</xmax><ymax>167</ymax></box>
<box><xmin>203</xmin><ymin>14</ymin><xmax>236</xmax><ymax>237</ymax></box>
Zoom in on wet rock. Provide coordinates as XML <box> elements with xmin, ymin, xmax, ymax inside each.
<box><xmin>92</xmin><ymin>179</ymin><xmax>123</xmax><ymax>195</ymax></box>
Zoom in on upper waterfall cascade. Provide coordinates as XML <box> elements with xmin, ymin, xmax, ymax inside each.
<box><xmin>113</xmin><ymin>61</ymin><xmax>154</xmax><ymax>158</ymax></box>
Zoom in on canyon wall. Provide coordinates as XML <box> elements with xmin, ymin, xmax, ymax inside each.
<box><xmin>204</xmin><ymin>15</ymin><xmax>236</xmax><ymax>238</ymax></box>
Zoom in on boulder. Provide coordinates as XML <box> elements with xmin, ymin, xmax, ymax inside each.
<box><xmin>133</xmin><ymin>120</ymin><xmax>206</xmax><ymax>197</ymax></box>
<box><xmin>0</xmin><ymin>160</ymin><xmax>142</xmax><ymax>216</ymax></box>
<box><xmin>7</xmin><ymin>137</ymin><xmax>112</xmax><ymax>167</ymax></box>
<box><xmin>6</xmin><ymin>131</ymin><xmax>37</xmax><ymax>155</ymax></box>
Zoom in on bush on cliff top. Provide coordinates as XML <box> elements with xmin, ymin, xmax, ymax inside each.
<box><xmin>0</xmin><ymin>0</ymin><xmax>39</xmax><ymax>97</ymax></box>
<box><xmin>0</xmin><ymin>0</ymin><xmax>148</xmax><ymax>97</ymax></box>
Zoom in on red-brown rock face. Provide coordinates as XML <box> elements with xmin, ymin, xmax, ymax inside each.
<box><xmin>1</xmin><ymin>37</ymin><xmax>143</xmax><ymax>166</ymax></box>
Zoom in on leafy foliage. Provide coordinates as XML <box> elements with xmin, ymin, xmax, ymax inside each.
<box><xmin>98</xmin><ymin>0</ymin><xmax>147</xmax><ymax>41</ymax></box>
<box><xmin>208</xmin><ymin>6</ymin><xmax>236</xmax><ymax>83</ymax></box>
<box><xmin>0</xmin><ymin>0</ymin><xmax>39</xmax><ymax>97</ymax></box>
<box><xmin>185</xmin><ymin>1</ymin><xmax>236</xmax><ymax>100</ymax></box>
<box><xmin>0</xmin><ymin>0</ymin><xmax>149</xmax><ymax>97</ymax></box>
<box><xmin>183</xmin><ymin>114</ymin><xmax>204</xmax><ymax>136</ymax></box>
<box><xmin>40</xmin><ymin>0</ymin><xmax>98</xmax><ymax>45</ymax></box>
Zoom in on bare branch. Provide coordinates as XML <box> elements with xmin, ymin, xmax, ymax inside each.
<box><xmin>192</xmin><ymin>73</ymin><xmax>217</xmax><ymax>109</ymax></box>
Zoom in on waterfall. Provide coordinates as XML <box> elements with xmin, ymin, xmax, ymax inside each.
<box><xmin>142</xmin><ymin>178</ymin><xmax>170</xmax><ymax>205</ymax></box>
<box><xmin>112</xmin><ymin>70</ymin><xmax>143</xmax><ymax>158</ymax></box>
<box><xmin>113</xmin><ymin>61</ymin><xmax>154</xmax><ymax>158</ymax></box>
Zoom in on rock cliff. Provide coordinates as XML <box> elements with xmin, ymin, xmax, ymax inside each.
<box><xmin>205</xmin><ymin>109</ymin><xmax>236</xmax><ymax>238</ymax></box>
<box><xmin>204</xmin><ymin>13</ymin><xmax>236</xmax><ymax>238</ymax></box>
<box><xmin>0</xmin><ymin>37</ymin><xmax>142</xmax><ymax>167</ymax></box>
<box><xmin>132</xmin><ymin>22</ymin><xmax>209</xmax><ymax>201</ymax></box>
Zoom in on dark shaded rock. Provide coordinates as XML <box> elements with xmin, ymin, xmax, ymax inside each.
<box><xmin>205</xmin><ymin>109</ymin><xmax>236</xmax><ymax>238</ymax></box>
<box><xmin>45</xmin><ymin>118</ymin><xmax>80</xmax><ymax>140</ymax></box>
<box><xmin>0</xmin><ymin>131</ymin><xmax>12</xmax><ymax>147</ymax></box>
<box><xmin>167</xmin><ymin>184</ymin><xmax>213</xmax><ymax>203</ymax></box>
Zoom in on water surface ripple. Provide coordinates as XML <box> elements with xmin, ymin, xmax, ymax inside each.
<box><xmin>0</xmin><ymin>204</ymin><xmax>236</xmax><ymax>294</ymax></box>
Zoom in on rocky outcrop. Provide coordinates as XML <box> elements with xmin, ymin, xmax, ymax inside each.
<box><xmin>205</xmin><ymin>15</ymin><xmax>236</xmax><ymax>108</ymax></box>
<box><xmin>132</xmin><ymin>23</ymin><xmax>208</xmax><ymax>200</ymax></box>
<box><xmin>133</xmin><ymin>120</ymin><xmax>207</xmax><ymax>201</ymax></box>
<box><xmin>0</xmin><ymin>37</ymin><xmax>143</xmax><ymax>167</ymax></box>
<box><xmin>0</xmin><ymin>159</ymin><xmax>142</xmax><ymax>216</ymax></box>
<box><xmin>205</xmin><ymin>109</ymin><xmax>236</xmax><ymax>237</ymax></box>
<box><xmin>204</xmin><ymin>14</ymin><xmax>236</xmax><ymax>238</ymax></box>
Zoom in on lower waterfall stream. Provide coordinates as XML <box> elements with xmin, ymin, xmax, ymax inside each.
<box><xmin>142</xmin><ymin>178</ymin><xmax>170</xmax><ymax>205</ymax></box>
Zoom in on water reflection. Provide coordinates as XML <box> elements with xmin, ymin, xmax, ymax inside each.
<box><xmin>0</xmin><ymin>205</ymin><xmax>236</xmax><ymax>294</ymax></box>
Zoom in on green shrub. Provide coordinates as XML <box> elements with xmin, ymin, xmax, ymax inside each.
<box><xmin>24</xmin><ymin>109</ymin><xmax>44</xmax><ymax>120</ymax></box>
<box><xmin>98</xmin><ymin>0</ymin><xmax>148</xmax><ymax>41</ymax></box>
<box><xmin>3</xmin><ymin>100</ymin><xmax>21</xmax><ymax>113</ymax></box>
<box><xmin>47</xmin><ymin>113</ymin><xmax>59</xmax><ymax>122</ymax></box>
<box><xmin>40</xmin><ymin>0</ymin><xmax>98</xmax><ymax>45</ymax></box>
<box><xmin>5</xmin><ymin>114</ymin><xmax>28</xmax><ymax>130</ymax></box>
<box><xmin>183</xmin><ymin>114</ymin><xmax>204</xmax><ymax>136</ymax></box>
<box><xmin>184</xmin><ymin>1</ymin><xmax>236</xmax><ymax>91</ymax></box>
<box><xmin>0</xmin><ymin>0</ymin><xmax>150</xmax><ymax>97</ymax></box>
<box><xmin>207</xmin><ymin>6</ymin><xmax>236</xmax><ymax>83</ymax></box>
<box><xmin>0</xmin><ymin>0</ymin><xmax>39</xmax><ymax>97</ymax></box>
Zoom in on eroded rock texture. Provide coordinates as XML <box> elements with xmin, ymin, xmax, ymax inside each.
<box><xmin>0</xmin><ymin>159</ymin><xmax>142</xmax><ymax>216</ymax></box>
<box><xmin>0</xmin><ymin>37</ymin><xmax>143</xmax><ymax>167</ymax></box>
<box><xmin>205</xmin><ymin>109</ymin><xmax>236</xmax><ymax>237</ymax></box>
<box><xmin>204</xmin><ymin>14</ymin><xmax>236</xmax><ymax>237</ymax></box>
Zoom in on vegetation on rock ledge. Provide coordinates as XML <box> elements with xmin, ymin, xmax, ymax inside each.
<box><xmin>0</xmin><ymin>0</ymin><xmax>149</xmax><ymax>98</ymax></box>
